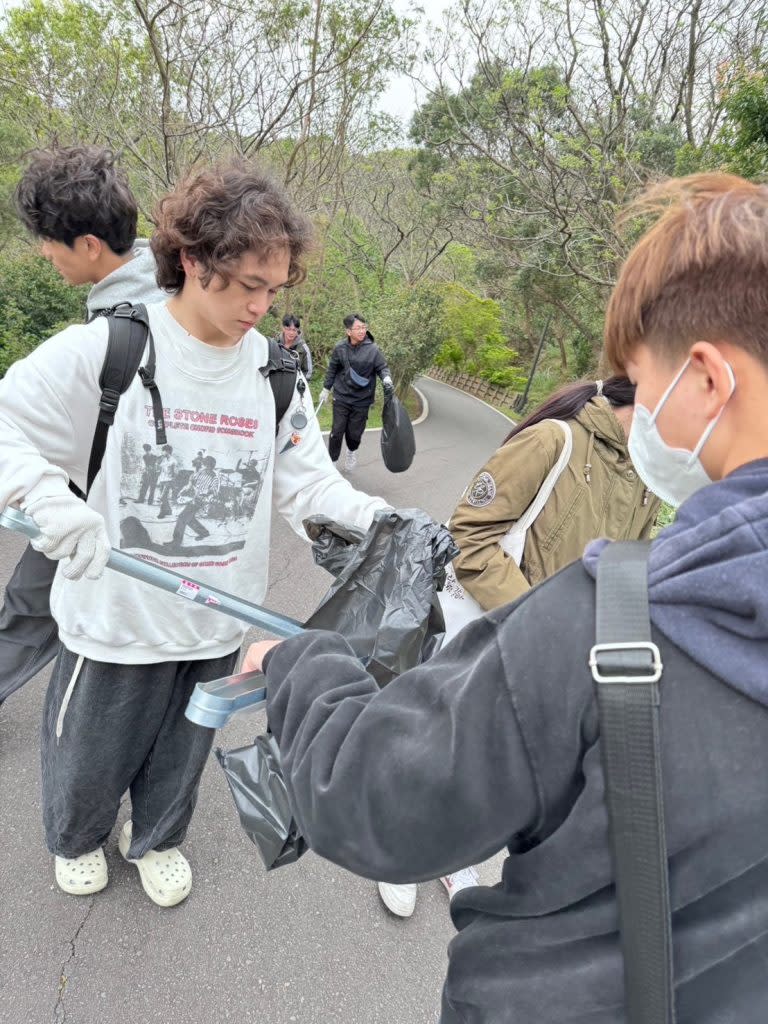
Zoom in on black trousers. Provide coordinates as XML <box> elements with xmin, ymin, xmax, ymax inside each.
<box><xmin>328</xmin><ymin>402</ymin><xmax>370</xmax><ymax>461</ymax></box>
<box><xmin>0</xmin><ymin>543</ymin><xmax>59</xmax><ymax>704</ymax></box>
<box><xmin>42</xmin><ymin>644</ymin><xmax>240</xmax><ymax>858</ymax></box>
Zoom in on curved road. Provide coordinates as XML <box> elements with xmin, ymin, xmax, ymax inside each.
<box><xmin>0</xmin><ymin>379</ymin><xmax>511</xmax><ymax>1024</ymax></box>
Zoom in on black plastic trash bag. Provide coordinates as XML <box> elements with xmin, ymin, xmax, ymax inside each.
<box><xmin>303</xmin><ymin>516</ymin><xmax>367</xmax><ymax>578</ymax></box>
<box><xmin>380</xmin><ymin>393</ymin><xmax>415</xmax><ymax>473</ymax></box>
<box><xmin>304</xmin><ymin>507</ymin><xmax>458</xmax><ymax>685</ymax></box>
<box><xmin>216</xmin><ymin>508</ymin><xmax>458</xmax><ymax>870</ymax></box>
<box><xmin>215</xmin><ymin>733</ymin><xmax>308</xmax><ymax>870</ymax></box>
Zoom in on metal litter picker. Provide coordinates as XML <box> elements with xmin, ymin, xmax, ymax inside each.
<box><xmin>0</xmin><ymin>506</ymin><xmax>303</xmax><ymax>729</ymax></box>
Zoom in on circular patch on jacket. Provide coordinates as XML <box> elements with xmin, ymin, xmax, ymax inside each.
<box><xmin>467</xmin><ymin>471</ymin><xmax>496</xmax><ymax>508</ymax></box>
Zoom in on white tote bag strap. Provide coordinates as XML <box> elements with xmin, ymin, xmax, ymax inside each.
<box><xmin>499</xmin><ymin>420</ymin><xmax>573</xmax><ymax>564</ymax></box>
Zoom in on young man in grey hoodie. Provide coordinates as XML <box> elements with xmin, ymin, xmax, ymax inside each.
<box><xmin>243</xmin><ymin>173</ymin><xmax>768</xmax><ymax>1023</ymax></box>
<box><xmin>0</xmin><ymin>145</ymin><xmax>166</xmax><ymax>705</ymax></box>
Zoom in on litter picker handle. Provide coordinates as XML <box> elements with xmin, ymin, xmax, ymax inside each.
<box><xmin>0</xmin><ymin>506</ymin><xmax>303</xmax><ymax>639</ymax></box>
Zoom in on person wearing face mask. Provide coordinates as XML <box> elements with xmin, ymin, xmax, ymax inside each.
<box><xmin>375</xmin><ymin>376</ymin><xmax>659</xmax><ymax>918</ymax></box>
<box><xmin>241</xmin><ymin>173</ymin><xmax>768</xmax><ymax>1023</ymax></box>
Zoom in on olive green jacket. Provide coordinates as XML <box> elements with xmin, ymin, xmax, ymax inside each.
<box><xmin>451</xmin><ymin>398</ymin><xmax>660</xmax><ymax>610</ymax></box>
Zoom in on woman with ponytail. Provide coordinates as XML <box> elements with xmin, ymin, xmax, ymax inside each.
<box><xmin>447</xmin><ymin>375</ymin><xmax>659</xmax><ymax>614</ymax></box>
<box><xmin>375</xmin><ymin>376</ymin><xmax>661</xmax><ymax>917</ymax></box>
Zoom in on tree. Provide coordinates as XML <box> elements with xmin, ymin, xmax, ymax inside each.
<box><xmin>409</xmin><ymin>0</ymin><xmax>767</xmax><ymax>369</ymax></box>
<box><xmin>0</xmin><ymin>250</ymin><xmax>87</xmax><ymax>376</ymax></box>
<box><xmin>374</xmin><ymin>282</ymin><xmax>448</xmax><ymax>393</ymax></box>
<box><xmin>0</xmin><ymin>0</ymin><xmax>415</xmax><ymax>209</ymax></box>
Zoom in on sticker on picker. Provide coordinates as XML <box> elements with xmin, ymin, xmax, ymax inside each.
<box><xmin>176</xmin><ymin>580</ymin><xmax>201</xmax><ymax>601</ymax></box>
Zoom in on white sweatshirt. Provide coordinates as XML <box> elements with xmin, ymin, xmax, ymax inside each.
<box><xmin>0</xmin><ymin>302</ymin><xmax>388</xmax><ymax>663</ymax></box>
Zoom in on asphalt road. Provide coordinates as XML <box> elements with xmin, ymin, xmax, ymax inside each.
<box><xmin>0</xmin><ymin>378</ymin><xmax>512</xmax><ymax>1024</ymax></box>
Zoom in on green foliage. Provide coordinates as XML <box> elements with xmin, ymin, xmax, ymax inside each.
<box><xmin>0</xmin><ymin>250</ymin><xmax>86</xmax><ymax>376</ymax></box>
<box><xmin>721</xmin><ymin>68</ymin><xmax>768</xmax><ymax>178</ymax></box>
<box><xmin>435</xmin><ymin>284</ymin><xmax>523</xmax><ymax>388</ymax></box>
<box><xmin>374</xmin><ymin>282</ymin><xmax>447</xmax><ymax>393</ymax></box>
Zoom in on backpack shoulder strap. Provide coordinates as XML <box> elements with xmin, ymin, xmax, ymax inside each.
<box><xmin>590</xmin><ymin>541</ymin><xmax>675</xmax><ymax>1024</ymax></box>
<box><xmin>261</xmin><ymin>337</ymin><xmax>299</xmax><ymax>436</ymax></box>
<box><xmin>87</xmin><ymin>304</ymin><xmax>149</xmax><ymax>493</ymax></box>
<box><xmin>88</xmin><ymin>303</ymin><xmax>166</xmax><ymax>493</ymax></box>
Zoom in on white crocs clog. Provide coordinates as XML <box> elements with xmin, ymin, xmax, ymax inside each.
<box><xmin>118</xmin><ymin>821</ymin><xmax>192</xmax><ymax>908</ymax></box>
<box><xmin>55</xmin><ymin>848</ymin><xmax>108</xmax><ymax>895</ymax></box>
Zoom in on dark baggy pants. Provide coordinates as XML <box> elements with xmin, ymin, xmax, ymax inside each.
<box><xmin>41</xmin><ymin>644</ymin><xmax>239</xmax><ymax>859</ymax></box>
<box><xmin>0</xmin><ymin>543</ymin><xmax>59</xmax><ymax>704</ymax></box>
<box><xmin>328</xmin><ymin>402</ymin><xmax>370</xmax><ymax>462</ymax></box>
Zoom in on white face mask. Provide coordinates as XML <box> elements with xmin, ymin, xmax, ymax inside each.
<box><xmin>628</xmin><ymin>358</ymin><xmax>736</xmax><ymax>507</ymax></box>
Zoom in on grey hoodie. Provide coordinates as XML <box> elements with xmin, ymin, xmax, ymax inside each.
<box><xmin>86</xmin><ymin>239</ymin><xmax>167</xmax><ymax>316</ymax></box>
<box><xmin>261</xmin><ymin>461</ymin><xmax>768</xmax><ymax>1022</ymax></box>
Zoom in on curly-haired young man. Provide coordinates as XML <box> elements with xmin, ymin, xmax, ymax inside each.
<box><xmin>0</xmin><ymin>161</ymin><xmax>389</xmax><ymax>906</ymax></box>
<box><xmin>0</xmin><ymin>146</ymin><xmax>167</xmax><ymax>708</ymax></box>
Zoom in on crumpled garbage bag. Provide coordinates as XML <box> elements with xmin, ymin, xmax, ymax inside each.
<box><xmin>380</xmin><ymin>394</ymin><xmax>415</xmax><ymax>473</ymax></box>
<box><xmin>215</xmin><ymin>733</ymin><xmax>308</xmax><ymax>871</ymax></box>
<box><xmin>216</xmin><ymin>509</ymin><xmax>458</xmax><ymax>870</ymax></box>
<box><xmin>305</xmin><ymin>507</ymin><xmax>457</xmax><ymax>685</ymax></box>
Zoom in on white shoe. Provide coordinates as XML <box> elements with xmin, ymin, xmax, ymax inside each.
<box><xmin>377</xmin><ymin>881</ymin><xmax>417</xmax><ymax>918</ymax></box>
<box><xmin>344</xmin><ymin>450</ymin><xmax>358</xmax><ymax>472</ymax></box>
<box><xmin>440</xmin><ymin>866</ymin><xmax>479</xmax><ymax>899</ymax></box>
<box><xmin>55</xmin><ymin>848</ymin><xmax>108</xmax><ymax>895</ymax></box>
<box><xmin>119</xmin><ymin>821</ymin><xmax>192</xmax><ymax>908</ymax></box>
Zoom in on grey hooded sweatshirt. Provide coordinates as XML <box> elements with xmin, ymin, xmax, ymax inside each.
<box><xmin>262</xmin><ymin>460</ymin><xmax>768</xmax><ymax>1023</ymax></box>
<box><xmin>86</xmin><ymin>239</ymin><xmax>167</xmax><ymax>316</ymax></box>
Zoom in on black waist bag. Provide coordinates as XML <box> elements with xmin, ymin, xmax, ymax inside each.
<box><xmin>380</xmin><ymin>393</ymin><xmax>415</xmax><ymax>473</ymax></box>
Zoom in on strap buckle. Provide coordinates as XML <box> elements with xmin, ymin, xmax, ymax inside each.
<box><xmin>589</xmin><ymin>641</ymin><xmax>662</xmax><ymax>684</ymax></box>
<box><xmin>138</xmin><ymin>366</ymin><xmax>156</xmax><ymax>389</ymax></box>
<box><xmin>98</xmin><ymin>387</ymin><xmax>120</xmax><ymax>416</ymax></box>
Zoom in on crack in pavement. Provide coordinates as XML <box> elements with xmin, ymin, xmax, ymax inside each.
<box><xmin>53</xmin><ymin>897</ymin><xmax>96</xmax><ymax>1024</ymax></box>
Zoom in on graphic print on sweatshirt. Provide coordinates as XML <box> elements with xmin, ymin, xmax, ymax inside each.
<box><xmin>118</xmin><ymin>398</ymin><xmax>272</xmax><ymax>564</ymax></box>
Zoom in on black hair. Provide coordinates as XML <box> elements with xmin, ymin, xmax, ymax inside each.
<box><xmin>343</xmin><ymin>313</ymin><xmax>366</xmax><ymax>330</ymax></box>
<box><xmin>203</xmin><ymin>455</ymin><xmax>217</xmax><ymax>468</ymax></box>
<box><xmin>282</xmin><ymin>315</ymin><xmax>300</xmax><ymax>329</ymax></box>
<box><xmin>162</xmin><ymin>444</ymin><xmax>173</xmax><ymax>454</ymax></box>
<box><xmin>503</xmin><ymin>376</ymin><xmax>636</xmax><ymax>444</ymax></box>
<box><xmin>143</xmin><ymin>444</ymin><xmax>152</xmax><ymax>451</ymax></box>
<box><xmin>15</xmin><ymin>146</ymin><xmax>138</xmax><ymax>254</ymax></box>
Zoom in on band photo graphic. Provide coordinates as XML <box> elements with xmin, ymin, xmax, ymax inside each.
<box><xmin>119</xmin><ymin>431</ymin><xmax>271</xmax><ymax>559</ymax></box>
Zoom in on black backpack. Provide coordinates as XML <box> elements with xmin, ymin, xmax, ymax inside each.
<box><xmin>82</xmin><ymin>303</ymin><xmax>299</xmax><ymax>496</ymax></box>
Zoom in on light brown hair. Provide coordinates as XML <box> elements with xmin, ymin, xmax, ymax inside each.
<box><xmin>604</xmin><ymin>173</ymin><xmax>768</xmax><ymax>371</ymax></box>
<box><xmin>151</xmin><ymin>160</ymin><xmax>313</xmax><ymax>292</ymax></box>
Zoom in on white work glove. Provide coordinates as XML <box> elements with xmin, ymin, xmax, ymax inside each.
<box><xmin>23</xmin><ymin>492</ymin><xmax>110</xmax><ymax>581</ymax></box>
<box><xmin>382</xmin><ymin>377</ymin><xmax>395</xmax><ymax>397</ymax></box>
<box><xmin>319</xmin><ymin>388</ymin><xmax>331</xmax><ymax>403</ymax></box>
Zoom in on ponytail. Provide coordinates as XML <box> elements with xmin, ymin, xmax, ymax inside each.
<box><xmin>503</xmin><ymin>376</ymin><xmax>635</xmax><ymax>444</ymax></box>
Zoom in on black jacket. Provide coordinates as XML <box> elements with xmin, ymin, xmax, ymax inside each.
<box><xmin>276</xmin><ymin>332</ymin><xmax>313</xmax><ymax>379</ymax></box>
<box><xmin>323</xmin><ymin>334</ymin><xmax>391</xmax><ymax>408</ymax></box>
<box><xmin>263</xmin><ymin>562</ymin><xmax>768</xmax><ymax>1023</ymax></box>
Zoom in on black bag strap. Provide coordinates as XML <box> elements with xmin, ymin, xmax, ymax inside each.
<box><xmin>87</xmin><ymin>303</ymin><xmax>166</xmax><ymax>494</ymax></box>
<box><xmin>590</xmin><ymin>541</ymin><xmax>675</xmax><ymax>1024</ymax></box>
<box><xmin>261</xmin><ymin>337</ymin><xmax>299</xmax><ymax>435</ymax></box>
